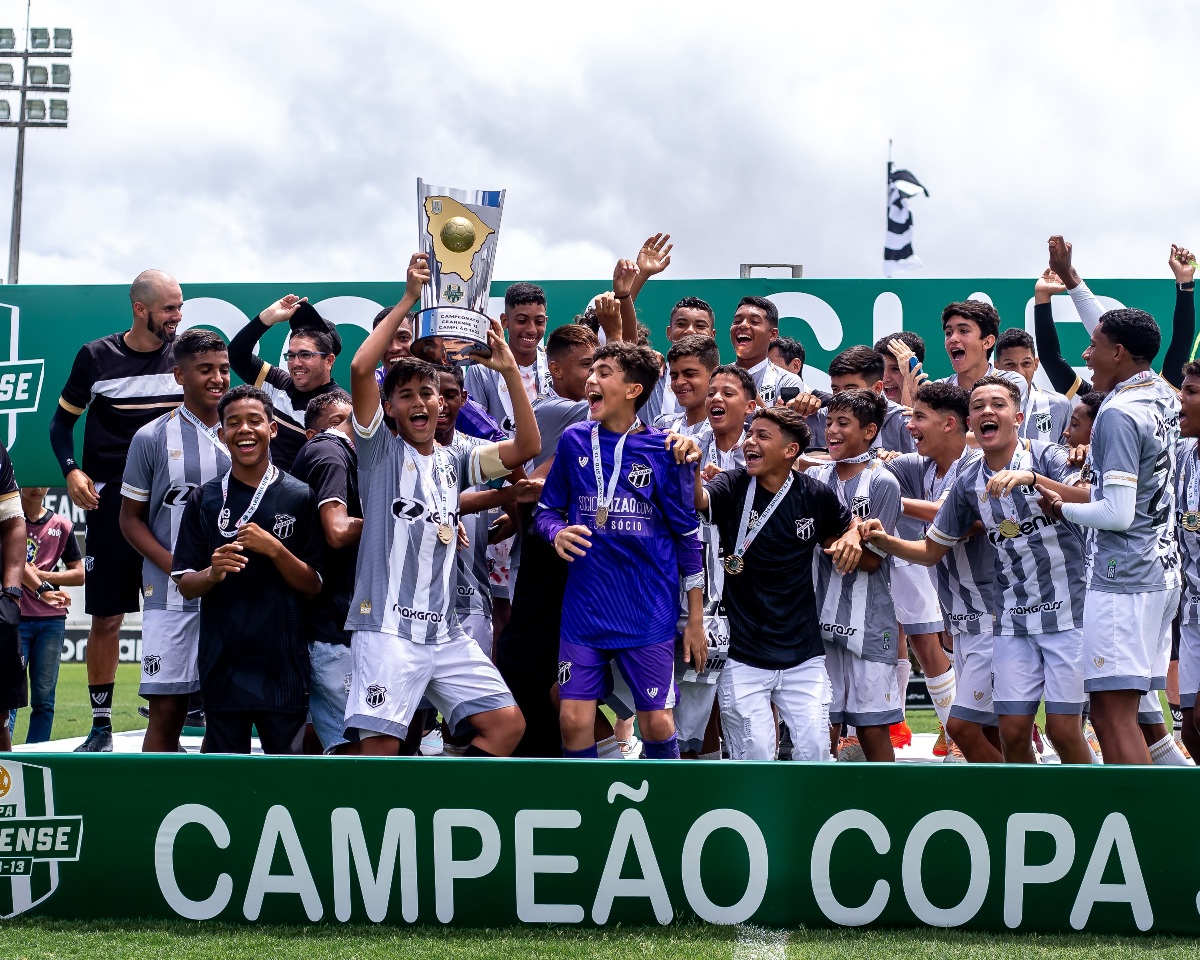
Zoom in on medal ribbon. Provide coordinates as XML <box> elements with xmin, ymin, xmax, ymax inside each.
<box><xmin>591</xmin><ymin>419</ymin><xmax>640</xmax><ymax>521</ymax></box>
<box><xmin>217</xmin><ymin>464</ymin><xmax>277</xmax><ymax>538</ymax></box>
<box><xmin>412</xmin><ymin>446</ymin><xmax>453</xmax><ymax>528</ymax></box>
<box><xmin>497</xmin><ymin>348</ymin><xmax>550</xmax><ymax>432</ymax></box>
<box><xmin>731</xmin><ymin>472</ymin><xmax>793</xmax><ymax>564</ymax></box>
<box><xmin>178</xmin><ymin>405</ymin><xmax>228</xmax><ymax>456</ymax></box>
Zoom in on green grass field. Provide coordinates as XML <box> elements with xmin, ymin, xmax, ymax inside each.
<box><xmin>1</xmin><ymin>921</ymin><xmax>1198</xmax><ymax>959</ymax></box>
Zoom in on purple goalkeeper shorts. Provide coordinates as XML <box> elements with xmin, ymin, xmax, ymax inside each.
<box><xmin>557</xmin><ymin>638</ymin><xmax>678</xmax><ymax>712</ymax></box>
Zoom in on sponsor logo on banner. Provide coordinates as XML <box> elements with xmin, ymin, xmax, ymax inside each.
<box><xmin>0</xmin><ymin>761</ymin><xmax>83</xmax><ymax>919</ymax></box>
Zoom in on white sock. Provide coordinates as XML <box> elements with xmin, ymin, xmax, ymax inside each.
<box><xmin>1150</xmin><ymin>734</ymin><xmax>1190</xmax><ymax>766</ymax></box>
<box><xmin>926</xmin><ymin>667</ymin><xmax>956</xmax><ymax>730</ymax></box>
<box><xmin>597</xmin><ymin>735</ymin><xmax>624</xmax><ymax>759</ymax></box>
<box><xmin>897</xmin><ymin>659</ymin><xmax>912</xmax><ymax>718</ymax></box>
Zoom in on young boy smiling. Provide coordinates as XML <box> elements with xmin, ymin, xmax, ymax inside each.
<box><xmin>534</xmin><ymin>341</ymin><xmax>705</xmax><ymax>759</ymax></box>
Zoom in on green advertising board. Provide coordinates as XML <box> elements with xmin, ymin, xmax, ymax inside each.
<box><xmin>0</xmin><ymin>754</ymin><xmax>1195</xmax><ymax>934</ymax></box>
<box><xmin>7</xmin><ymin>277</ymin><xmax>1180</xmax><ymax>485</ymax></box>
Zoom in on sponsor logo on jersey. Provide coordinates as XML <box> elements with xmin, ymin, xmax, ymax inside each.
<box><xmin>821</xmin><ymin>621</ymin><xmax>858</xmax><ymax>637</ymax></box>
<box><xmin>163</xmin><ymin>484</ymin><xmax>197</xmax><ymax>507</ymax></box>
<box><xmin>558</xmin><ymin>660</ymin><xmax>572</xmax><ymax>686</ymax></box>
<box><xmin>365</xmin><ymin>684</ymin><xmax>387</xmax><ymax>709</ymax></box>
<box><xmin>1009</xmin><ymin>600</ymin><xmax>1063</xmax><ymax>616</ymax></box>
<box><xmin>577</xmin><ymin>456</ymin><xmax>589</xmax><ymax>467</ymax></box>
<box><xmin>796</xmin><ymin>518</ymin><xmax>815</xmax><ymax>540</ymax></box>
<box><xmin>143</xmin><ymin>655</ymin><xmax>161</xmax><ymax>677</ymax></box>
<box><xmin>392</xmin><ymin>605</ymin><xmax>443</xmax><ymax>624</ymax></box>
<box><xmin>986</xmin><ymin>512</ymin><xmax>1059</xmax><ymax>545</ymax></box>
<box><xmin>272</xmin><ymin>514</ymin><xmax>296</xmax><ymax>540</ymax></box>
<box><xmin>627</xmin><ymin>463</ymin><xmax>652</xmax><ymax>489</ymax></box>
<box><xmin>0</xmin><ymin>761</ymin><xmax>84</xmax><ymax>918</ymax></box>
<box><xmin>392</xmin><ymin>497</ymin><xmax>425</xmax><ymax>521</ymax></box>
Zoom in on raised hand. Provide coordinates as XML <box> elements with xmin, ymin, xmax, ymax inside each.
<box><xmin>594</xmin><ymin>292</ymin><xmax>621</xmax><ymax>340</ymax></box>
<box><xmin>636</xmin><ymin>233</ymin><xmax>673</xmax><ymax>279</ymax></box>
<box><xmin>1047</xmin><ymin>236</ymin><xmax>1077</xmax><ymax>286</ymax></box>
<box><xmin>1170</xmin><ymin>244</ymin><xmax>1197</xmax><ymax>285</ymax></box>
<box><xmin>406</xmin><ymin>252</ymin><xmax>432</xmax><ymax>300</ymax></box>
<box><xmin>1034</xmin><ymin>268</ymin><xmax>1067</xmax><ymax>304</ymax></box>
<box><xmin>612</xmin><ymin>260</ymin><xmax>640</xmax><ymax>299</ymax></box>
<box><xmin>471</xmin><ymin>319</ymin><xmax>517</xmax><ymax>374</ymax></box>
<box><xmin>259</xmin><ymin>294</ymin><xmax>307</xmax><ymax>327</ymax></box>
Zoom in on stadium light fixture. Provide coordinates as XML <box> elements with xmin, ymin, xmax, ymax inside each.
<box><xmin>0</xmin><ymin>64</ymin><xmax>12</xmax><ymax>85</ymax></box>
<box><xmin>0</xmin><ymin>102</ymin><xmax>9</xmax><ymax>122</ymax></box>
<box><xmin>29</xmin><ymin>28</ymin><xmax>48</xmax><ymax>50</ymax></box>
<box><xmin>50</xmin><ymin>64</ymin><xmax>68</xmax><ymax>87</ymax></box>
<box><xmin>0</xmin><ymin>29</ymin><xmax>13</xmax><ymax>51</ymax></box>
<box><xmin>27</xmin><ymin>65</ymin><xmax>46</xmax><ymax>86</ymax></box>
<box><xmin>48</xmin><ymin>99</ymin><xmax>66</xmax><ymax>122</ymax></box>
<box><xmin>53</xmin><ymin>28</ymin><xmax>71</xmax><ymax>50</ymax></box>
<box><xmin>24</xmin><ymin>99</ymin><xmax>43</xmax><ymax>121</ymax></box>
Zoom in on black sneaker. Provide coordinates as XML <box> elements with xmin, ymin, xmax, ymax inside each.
<box><xmin>777</xmin><ymin>721</ymin><xmax>794</xmax><ymax>762</ymax></box>
<box><xmin>74</xmin><ymin>728</ymin><xmax>113</xmax><ymax>753</ymax></box>
<box><xmin>185</xmin><ymin>708</ymin><xmax>205</xmax><ymax>728</ymax></box>
<box><xmin>138</xmin><ymin>705</ymin><xmax>150</xmax><ymax>719</ymax></box>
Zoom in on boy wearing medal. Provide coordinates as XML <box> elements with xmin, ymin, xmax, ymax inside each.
<box><xmin>806</xmin><ymin>390</ymin><xmax>903</xmax><ymax>762</ymax></box>
<box><xmin>172</xmin><ymin>385</ymin><xmax>324</xmax><ymax>754</ymax></box>
<box><xmin>121</xmin><ymin>329</ymin><xmax>232</xmax><ymax>752</ymax></box>
<box><xmin>342</xmin><ymin>254</ymin><xmax>537</xmax><ymax>757</ymax></box>
<box><xmin>861</xmin><ymin>376</ymin><xmax>1093</xmax><ymax>764</ymax></box>
<box><xmin>695</xmin><ymin>407</ymin><xmax>859</xmax><ymax>760</ymax></box>
<box><xmin>1175</xmin><ymin>362</ymin><xmax>1200</xmax><ymax>758</ymax></box>
<box><xmin>534</xmin><ymin>341</ymin><xmax>705</xmax><ymax>760</ymax></box>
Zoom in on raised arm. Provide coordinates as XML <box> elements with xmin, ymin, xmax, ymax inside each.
<box><xmin>1048</xmin><ymin>235</ymin><xmax>1104</xmax><ymax>333</ymax></box>
<box><xmin>469</xmin><ymin>321</ymin><xmax>541</xmax><ymax>468</ymax></box>
<box><xmin>1032</xmin><ymin>268</ymin><xmax>1090</xmax><ymax>397</ymax></box>
<box><xmin>1162</xmin><ymin>244</ymin><xmax>1196</xmax><ymax>388</ymax></box>
<box><xmin>611</xmin><ymin>261</ymin><xmax>640</xmax><ymax>343</ymax></box>
<box><xmin>229</xmin><ymin>295</ymin><xmax>308</xmax><ymax>386</ymax></box>
<box><xmin>351</xmin><ymin>253</ymin><xmax>427</xmax><ymax>427</ymax></box>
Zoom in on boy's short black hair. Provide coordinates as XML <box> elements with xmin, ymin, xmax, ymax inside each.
<box><xmin>827</xmin><ymin>388</ymin><xmax>886</xmax><ymax>430</ymax></box>
<box><xmin>504</xmin><ymin>282</ymin><xmax>547</xmax><ymax>312</ymax></box>
<box><xmin>546</xmin><ymin>323</ymin><xmax>597</xmax><ymax>362</ymax></box>
<box><xmin>667</xmin><ymin>334</ymin><xmax>721</xmax><ymax>371</ymax></box>
<box><xmin>435</xmin><ymin>363</ymin><xmax>465</xmax><ymax>390</ymax></box>
<box><xmin>751</xmin><ymin>407</ymin><xmax>811</xmax><ymax>453</ymax></box>
<box><xmin>970</xmin><ymin>374</ymin><xmax>1022</xmax><ymax>406</ymax></box>
<box><xmin>913</xmin><ymin>382</ymin><xmax>969</xmax><ymax>428</ymax></box>
<box><xmin>174</xmin><ymin>328</ymin><xmax>227</xmax><ymax>363</ymax></box>
<box><xmin>736</xmin><ymin>295</ymin><xmax>779</xmax><ymax>327</ymax></box>
<box><xmin>942</xmin><ymin>300</ymin><xmax>1001</xmax><ymax>357</ymax></box>
<box><xmin>1097</xmin><ymin>308</ymin><xmax>1161</xmax><ymax>364</ymax></box>
<box><xmin>218</xmin><ymin>384</ymin><xmax>274</xmax><ymax>424</ymax></box>
<box><xmin>371</xmin><ymin>304</ymin><xmax>417</xmax><ymax>329</ymax></box>
<box><xmin>382</xmin><ymin>357</ymin><xmax>439</xmax><ymax>400</ymax></box>
<box><xmin>995</xmin><ymin>328</ymin><xmax>1036</xmax><ymax>355</ymax></box>
<box><xmin>829</xmin><ymin>345</ymin><xmax>885</xmax><ymax>384</ymax></box>
<box><xmin>873</xmin><ymin>330</ymin><xmax>925</xmax><ymax>363</ymax></box>
<box><xmin>670</xmin><ymin>296</ymin><xmax>715</xmax><ymax>323</ymax></box>
<box><xmin>709</xmin><ymin>363</ymin><xmax>757</xmax><ymax>401</ymax></box>
<box><xmin>303</xmin><ymin>388</ymin><xmax>352</xmax><ymax>431</ymax></box>
<box><xmin>769</xmin><ymin>335</ymin><xmax>806</xmax><ymax>369</ymax></box>
<box><xmin>593</xmin><ymin>342</ymin><xmax>661</xmax><ymax>411</ymax></box>
<box><xmin>1076</xmin><ymin>390</ymin><xmax>1106</xmax><ymax>421</ymax></box>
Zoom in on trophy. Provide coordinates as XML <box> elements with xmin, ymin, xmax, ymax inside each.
<box><xmin>411</xmin><ymin>178</ymin><xmax>506</xmax><ymax>365</ymax></box>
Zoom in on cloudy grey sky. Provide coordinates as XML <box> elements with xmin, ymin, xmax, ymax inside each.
<box><xmin>4</xmin><ymin>1</ymin><xmax>1198</xmax><ymax>285</ymax></box>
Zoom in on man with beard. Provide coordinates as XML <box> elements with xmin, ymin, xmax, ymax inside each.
<box><xmin>49</xmin><ymin>269</ymin><xmax>185</xmax><ymax>752</ymax></box>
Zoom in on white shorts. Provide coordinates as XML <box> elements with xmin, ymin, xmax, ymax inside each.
<box><xmin>138</xmin><ymin>609</ymin><xmax>200</xmax><ymax>697</ymax></box>
<box><xmin>460</xmin><ymin>611</ymin><xmax>493</xmax><ymax>660</ymax></box>
<box><xmin>824</xmin><ymin>642</ymin><xmax>903</xmax><ymax>728</ymax></box>
<box><xmin>1084</xmin><ymin>588</ymin><xmax>1177</xmax><ymax>693</ymax></box>
<box><xmin>892</xmin><ymin>561</ymin><xmax>944</xmax><ymax>635</ymax></box>
<box><xmin>718</xmin><ymin>656</ymin><xmax>832</xmax><ymax>761</ymax></box>
<box><xmin>993</xmin><ymin>626</ymin><xmax>1085</xmax><ymax>716</ymax></box>
<box><xmin>949</xmin><ymin>620</ymin><xmax>996</xmax><ymax>725</ymax></box>
<box><xmin>1137</xmin><ymin>690</ymin><xmax>1166</xmax><ymax>727</ymax></box>
<box><xmin>345</xmin><ymin>630</ymin><xmax>516</xmax><ymax>740</ymax></box>
<box><xmin>1180</xmin><ymin>621</ymin><xmax>1200</xmax><ymax>710</ymax></box>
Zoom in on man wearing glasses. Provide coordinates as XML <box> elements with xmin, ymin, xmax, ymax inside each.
<box><xmin>229</xmin><ymin>295</ymin><xmax>345</xmax><ymax>470</ymax></box>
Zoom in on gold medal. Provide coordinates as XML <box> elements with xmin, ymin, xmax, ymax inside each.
<box><xmin>998</xmin><ymin>518</ymin><xmax>1021</xmax><ymax>539</ymax></box>
<box><xmin>596</xmin><ymin>505</ymin><xmax>608</xmax><ymax>528</ymax></box>
<box><xmin>724</xmin><ymin>554</ymin><xmax>745</xmax><ymax>575</ymax></box>
<box><xmin>1185</xmin><ymin>512</ymin><xmax>1200</xmax><ymax>532</ymax></box>
<box><xmin>437</xmin><ymin>523</ymin><xmax>454</xmax><ymax>545</ymax></box>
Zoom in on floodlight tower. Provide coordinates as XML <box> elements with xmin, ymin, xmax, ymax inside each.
<box><xmin>0</xmin><ymin>20</ymin><xmax>72</xmax><ymax>284</ymax></box>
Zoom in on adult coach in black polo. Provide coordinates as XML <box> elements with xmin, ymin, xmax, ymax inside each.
<box><xmin>49</xmin><ymin>269</ymin><xmax>185</xmax><ymax>752</ymax></box>
<box><xmin>228</xmin><ymin>295</ymin><xmax>344</xmax><ymax>471</ymax></box>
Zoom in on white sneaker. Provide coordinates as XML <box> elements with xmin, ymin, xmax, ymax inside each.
<box><xmin>420</xmin><ymin>728</ymin><xmax>444</xmax><ymax>757</ymax></box>
<box><xmin>619</xmin><ymin>736</ymin><xmax>642</xmax><ymax>759</ymax></box>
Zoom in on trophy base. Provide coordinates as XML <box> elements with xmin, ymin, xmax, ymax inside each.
<box><xmin>411</xmin><ymin>307</ymin><xmax>492</xmax><ymax>366</ymax></box>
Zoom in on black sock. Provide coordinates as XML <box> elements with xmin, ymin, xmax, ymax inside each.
<box><xmin>89</xmin><ymin>683</ymin><xmax>114</xmax><ymax>731</ymax></box>
<box><xmin>1170</xmin><ymin>703</ymin><xmax>1183</xmax><ymax>736</ymax></box>
<box><xmin>465</xmin><ymin>744</ymin><xmax>496</xmax><ymax>757</ymax></box>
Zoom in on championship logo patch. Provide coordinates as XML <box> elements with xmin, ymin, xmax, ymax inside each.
<box><xmin>627</xmin><ymin>463</ymin><xmax>652</xmax><ymax>489</ymax></box>
<box><xmin>143</xmin><ymin>655</ymin><xmax>161</xmax><ymax>677</ymax></box>
<box><xmin>391</xmin><ymin>497</ymin><xmax>425</xmax><ymax>521</ymax></box>
<box><xmin>558</xmin><ymin>660</ymin><xmax>572</xmax><ymax>686</ymax></box>
<box><xmin>272</xmin><ymin>514</ymin><xmax>296</xmax><ymax>539</ymax></box>
<box><xmin>0</xmin><ymin>761</ymin><xmax>83</xmax><ymax>918</ymax></box>
<box><xmin>795</xmin><ymin>518</ymin><xmax>815</xmax><ymax>540</ymax></box>
<box><xmin>365</xmin><ymin>684</ymin><xmax>387</xmax><ymax>709</ymax></box>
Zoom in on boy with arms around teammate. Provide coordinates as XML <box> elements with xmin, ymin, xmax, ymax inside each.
<box><xmin>862</xmin><ymin>376</ymin><xmax>1093</xmax><ymax>764</ymax></box>
<box><xmin>535</xmin><ymin>341</ymin><xmax>705</xmax><ymax>760</ymax></box>
<box><xmin>808</xmin><ymin>390</ymin><xmax>903</xmax><ymax>762</ymax></box>
<box><xmin>120</xmin><ymin>329</ymin><xmax>232</xmax><ymax>753</ymax></box>
<box><xmin>695</xmin><ymin>407</ymin><xmax>861</xmax><ymax>760</ymax></box>
<box><xmin>345</xmin><ymin>254</ymin><xmax>536</xmax><ymax>757</ymax></box>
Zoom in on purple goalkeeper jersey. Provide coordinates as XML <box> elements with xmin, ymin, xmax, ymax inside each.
<box><xmin>534</xmin><ymin>421</ymin><xmax>703</xmax><ymax>650</ymax></box>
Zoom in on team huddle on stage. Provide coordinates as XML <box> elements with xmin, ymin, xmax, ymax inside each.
<box><xmin>37</xmin><ymin>232</ymin><xmax>1200</xmax><ymax>765</ymax></box>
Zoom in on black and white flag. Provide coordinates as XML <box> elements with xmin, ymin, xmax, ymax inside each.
<box><xmin>884</xmin><ymin>164</ymin><xmax>928</xmax><ymax>277</ymax></box>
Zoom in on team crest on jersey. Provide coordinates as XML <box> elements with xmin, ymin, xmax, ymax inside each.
<box><xmin>627</xmin><ymin>463</ymin><xmax>652</xmax><ymax>489</ymax></box>
<box><xmin>578</xmin><ymin>456</ymin><xmax>589</xmax><ymax>467</ymax></box>
<box><xmin>365</xmin><ymin>684</ymin><xmax>387</xmax><ymax>709</ymax></box>
<box><xmin>0</xmin><ymin>761</ymin><xmax>83</xmax><ymax>918</ymax></box>
<box><xmin>502</xmin><ymin>416</ymin><xmax>515</xmax><ymax>433</ymax></box>
<box><xmin>272</xmin><ymin>514</ymin><xmax>296</xmax><ymax>539</ymax></box>
<box><xmin>558</xmin><ymin>660</ymin><xmax>572</xmax><ymax>686</ymax></box>
<box><xmin>143</xmin><ymin>655</ymin><xmax>161</xmax><ymax>677</ymax></box>
<box><xmin>760</xmin><ymin>384</ymin><xmax>776</xmax><ymax>403</ymax></box>
<box><xmin>82</xmin><ymin>556</ymin><xmax>94</xmax><ymax>573</ymax></box>
<box><xmin>392</xmin><ymin>497</ymin><xmax>425</xmax><ymax>521</ymax></box>
<box><xmin>974</xmin><ymin>690</ymin><xmax>985</xmax><ymax>701</ymax></box>
<box><xmin>163</xmin><ymin>483</ymin><xmax>197</xmax><ymax>507</ymax></box>
<box><xmin>851</xmin><ymin>495</ymin><xmax>871</xmax><ymax>519</ymax></box>
<box><xmin>1034</xmin><ymin>412</ymin><xmax>1052</xmax><ymax>433</ymax></box>
<box><xmin>796</xmin><ymin>518</ymin><xmax>815</xmax><ymax>540</ymax></box>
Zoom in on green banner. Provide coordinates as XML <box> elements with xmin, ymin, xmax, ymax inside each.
<box><xmin>1</xmin><ymin>754</ymin><xmax>1195</xmax><ymax>934</ymax></box>
<box><xmin>7</xmin><ymin>278</ymin><xmax>1178</xmax><ymax>484</ymax></box>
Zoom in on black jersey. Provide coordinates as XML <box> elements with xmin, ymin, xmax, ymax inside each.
<box><xmin>171</xmin><ymin>469</ymin><xmax>324</xmax><ymax>713</ymax></box>
<box><xmin>58</xmin><ymin>333</ymin><xmax>181</xmax><ymax>483</ymax></box>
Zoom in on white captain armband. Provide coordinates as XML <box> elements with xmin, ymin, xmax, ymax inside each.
<box><xmin>0</xmin><ymin>494</ymin><xmax>21</xmax><ymax>523</ymax></box>
<box><xmin>683</xmin><ymin>572</ymin><xmax>705</xmax><ymax>592</ymax></box>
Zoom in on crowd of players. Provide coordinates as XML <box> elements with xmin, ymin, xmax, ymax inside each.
<box><xmin>2</xmin><ymin>232</ymin><xmax>1197</xmax><ymax>767</ymax></box>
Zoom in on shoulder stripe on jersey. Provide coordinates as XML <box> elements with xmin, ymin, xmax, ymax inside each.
<box><xmin>91</xmin><ymin>373</ymin><xmax>182</xmax><ymax>401</ymax></box>
<box><xmin>58</xmin><ymin>396</ymin><xmax>85</xmax><ymax>415</ymax></box>
<box><xmin>0</xmin><ymin>490</ymin><xmax>17</xmax><ymax>502</ymax></box>
<box><xmin>119</xmin><ymin>482</ymin><xmax>150</xmax><ymax>502</ymax></box>
<box><xmin>354</xmin><ymin>404</ymin><xmax>384</xmax><ymax>439</ymax></box>
<box><xmin>253</xmin><ymin>363</ymin><xmax>270</xmax><ymax>389</ymax></box>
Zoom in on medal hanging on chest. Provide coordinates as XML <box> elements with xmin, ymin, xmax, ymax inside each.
<box><xmin>994</xmin><ymin>442</ymin><xmax>1028</xmax><ymax>539</ymax></box>
<box><xmin>414</xmin><ymin>446</ymin><xmax>456</xmax><ymax>545</ymax></box>
<box><xmin>217</xmin><ymin>465</ymin><xmax>277</xmax><ymax>539</ymax></box>
<box><xmin>725</xmin><ymin>474</ymin><xmax>793</xmax><ymax>575</ymax></box>
<box><xmin>1185</xmin><ymin>450</ymin><xmax>1200</xmax><ymax>532</ymax></box>
<box><xmin>591</xmin><ymin>420</ymin><xmax>639</xmax><ymax>530</ymax></box>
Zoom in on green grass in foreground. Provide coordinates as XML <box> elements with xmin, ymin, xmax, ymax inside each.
<box><xmin>11</xmin><ymin>662</ymin><xmax>146</xmax><ymax>745</ymax></box>
<box><xmin>0</xmin><ymin>921</ymin><xmax>1199</xmax><ymax>960</ymax></box>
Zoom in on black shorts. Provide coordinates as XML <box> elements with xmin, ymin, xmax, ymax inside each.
<box><xmin>84</xmin><ymin>481</ymin><xmax>144</xmax><ymax>617</ymax></box>
<box><xmin>0</xmin><ymin>598</ymin><xmax>27</xmax><ymax>712</ymax></box>
<box><xmin>202</xmin><ymin>710</ymin><xmax>306</xmax><ymax>755</ymax></box>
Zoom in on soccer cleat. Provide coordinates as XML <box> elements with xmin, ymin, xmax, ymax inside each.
<box><xmin>837</xmin><ymin>736</ymin><xmax>866</xmax><ymax>762</ymax></box>
<box><xmin>619</xmin><ymin>736</ymin><xmax>642</xmax><ymax>760</ymax></box>
<box><xmin>1032</xmin><ymin>723</ymin><xmax>1046</xmax><ymax>755</ymax></box>
<box><xmin>137</xmin><ymin>705</ymin><xmax>150</xmax><ymax>719</ymax></box>
<box><xmin>889</xmin><ymin>721</ymin><xmax>912</xmax><ymax>749</ymax></box>
<box><xmin>943</xmin><ymin>739</ymin><xmax>966</xmax><ymax>763</ymax></box>
<box><xmin>932</xmin><ymin>723</ymin><xmax>949</xmax><ymax>757</ymax></box>
<box><xmin>419</xmin><ymin>728</ymin><xmax>444</xmax><ymax>757</ymax></box>
<box><xmin>73</xmin><ymin>728</ymin><xmax>113</xmax><ymax>753</ymax></box>
<box><xmin>1174</xmin><ymin>734</ymin><xmax>1191</xmax><ymax>761</ymax></box>
<box><xmin>185</xmin><ymin>708</ymin><xmax>206</xmax><ymax>728</ymax></box>
<box><xmin>1085</xmin><ymin>721</ymin><xmax>1103</xmax><ymax>758</ymax></box>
